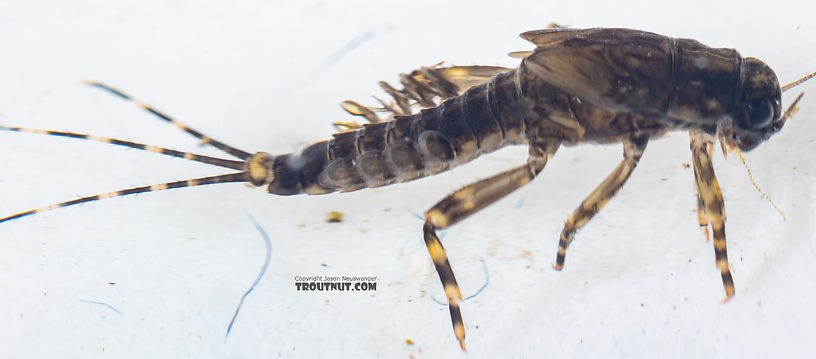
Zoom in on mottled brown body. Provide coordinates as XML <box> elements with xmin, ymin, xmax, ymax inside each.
<box><xmin>256</xmin><ymin>29</ymin><xmax>779</xmax><ymax>200</ymax></box>
<box><xmin>255</xmin><ymin>68</ymin><xmax>525</xmax><ymax>196</ymax></box>
<box><xmin>2</xmin><ymin>28</ymin><xmax>808</xmax><ymax>351</ymax></box>
<box><xmin>247</xmin><ymin>29</ymin><xmax>794</xmax><ymax>350</ymax></box>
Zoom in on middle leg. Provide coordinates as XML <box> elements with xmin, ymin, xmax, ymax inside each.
<box><xmin>553</xmin><ymin>136</ymin><xmax>648</xmax><ymax>270</ymax></box>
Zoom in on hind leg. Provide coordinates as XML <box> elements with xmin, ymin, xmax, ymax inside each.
<box><xmin>423</xmin><ymin>142</ymin><xmax>558</xmax><ymax>350</ymax></box>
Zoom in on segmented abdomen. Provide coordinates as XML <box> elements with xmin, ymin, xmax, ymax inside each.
<box><xmin>266</xmin><ymin>69</ymin><xmax>524</xmax><ymax>195</ymax></box>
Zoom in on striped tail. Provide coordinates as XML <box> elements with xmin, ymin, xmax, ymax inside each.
<box><xmin>0</xmin><ymin>124</ymin><xmax>250</xmax><ymax>223</ymax></box>
<box><xmin>0</xmin><ymin>172</ymin><xmax>247</xmax><ymax>224</ymax></box>
<box><xmin>1</xmin><ymin>81</ymin><xmax>256</xmax><ymax>223</ymax></box>
<box><xmin>82</xmin><ymin>81</ymin><xmax>253</xmax><ymax>160</ymax></box>
<box><xmin>0</xmin><ymin>125</ymin><xmax>246</xmax><ymax>170</ymax></box>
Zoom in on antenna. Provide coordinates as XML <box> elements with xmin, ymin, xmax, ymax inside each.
<box><xmin>781</xmin><ymin>71</ymin><xmax>816</xmax><ymax>92</ymax></box>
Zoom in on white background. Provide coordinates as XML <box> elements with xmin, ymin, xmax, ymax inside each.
<box><xmin>1</xmin><ymin>0</ymin><xmax>815</xmax><ymax>358</ymax></box>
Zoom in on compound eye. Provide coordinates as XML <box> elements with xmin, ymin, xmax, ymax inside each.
<box><xmin>746</xmin><ymin>98</ymin><xmax>774</xmax><ymax>128</ymax></box>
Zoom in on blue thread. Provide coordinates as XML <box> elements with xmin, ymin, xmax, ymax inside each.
<box><xmin>80</xmin><ymin>300</ymin><xmax>122</xmax><ymax>314</ymax></box>
<box><xmin>430</xmin><ymin>258</ymin><xmax>490</xmax><ymax>305</ymax></box>
<box><xmin>515</xmin><ymin>196</ymin><xmax>527</xmax><ymax>209</ymax></box>
<box><xmin>319</xmin><ymin>29</ymin><xmax>376</xmax><ymax>68</ymax></box>
<box><xmin>224</xmin><ymin>215</ymin><xmax>272</xmax><ymax>342</ymax></box>
<box><xmin>281</xmin><ymin>29</ymin><xmax>376</xmax><ymax>98</ymax></box>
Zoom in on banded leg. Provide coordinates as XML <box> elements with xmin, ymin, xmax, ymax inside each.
<box><xmin>697</xmin><ymin>192</ymin><xmax>711</xmax><ymax>242</ymax></box>
<box><xmin>553</xmin><ymin>136</ymin><xmax>648</xmax><ymax>270</ymax></box>
<box><xmin>690</xmin><ymin>132</ymin><xmax>735</xmax><ymax>302</ymax></box>
<box><xmin>423</xmin><ymin>143</ymin><xmax>558</xmax><ymax>351</ymax></box>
